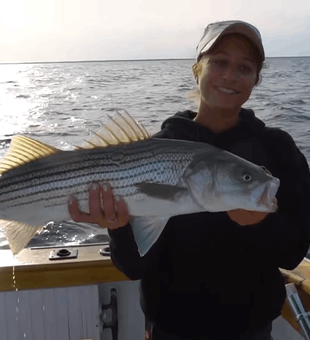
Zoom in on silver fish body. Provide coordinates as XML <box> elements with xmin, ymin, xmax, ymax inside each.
<box><xmin>0</xmin><ymin>138</ymin><xmax>204</xmax><ymax>225</ymax></box>
<box><xmin>0</xmin><ymin>113</ymin><xmax>280</xmax><ymax>255</ymax></box>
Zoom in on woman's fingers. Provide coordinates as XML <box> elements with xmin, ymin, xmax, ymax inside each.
<box><xmin>68</xmin><ymin>182</ymin><xmax>130</xmax><ymax>229</ymax></box>
<box><xmin>101</xmin><ymin>183</ymin><xmax>117</xmax><ymax>224</ymax></box>
<box><xmin>68</xmin><ymin>196</ymin><xmax>93</xmax><ymax>224</ymax></box>
<box><xmin>114</xmin><ymin>195</ymin><xmax>131</xmax><ymax>227</ymax></box>
<box><xmin>89</xmin><ymin>183</ymin><xmax>106</xmax><ymax>225</ymax></box>
<box><xmin>100</xmin><ymin>184</ymin><xmax>130</xmax><ymax>229</ymax></box>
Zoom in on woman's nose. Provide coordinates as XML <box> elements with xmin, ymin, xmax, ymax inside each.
<box><xmin>222</xmin><ymin>67</ymin><xmax>239</xmax><ymax>81</ymax></box>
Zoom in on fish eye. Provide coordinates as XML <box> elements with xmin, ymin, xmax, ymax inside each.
<box><xmin>243</xmin><ymin>174</ymin><xmax>252</xmax><ymax>181</ymax></box>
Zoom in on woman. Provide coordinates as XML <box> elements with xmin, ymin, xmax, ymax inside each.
<box><xmin>69</xmin><ymin>20</ymin><xmax>310</xmax><ymax>339</ymax></box>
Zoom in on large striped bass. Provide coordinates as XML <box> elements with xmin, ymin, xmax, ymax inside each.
<box><xmin>0</xmin><ymin>111</ymin><xmax>280</xmax><ymax>256</ymax></box>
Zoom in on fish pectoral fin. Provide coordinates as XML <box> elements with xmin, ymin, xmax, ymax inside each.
<box><xmin>131</xmin><ymin>216</ymin><xmax>170</xmax><ymax>257</ymax></box>
<box><xmin>135</xmin><ymin>182</ymin><xmax>187</xmax><ymax>201</ymax></box>
<box><xmin>0</xmin><ymin>219</ymin><xmax>44</xmax><ymax>255</ymax></box>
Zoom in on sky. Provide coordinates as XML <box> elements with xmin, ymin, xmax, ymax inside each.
<box><xmin>0</xmin><ymin>0</ymin><xmax>310</xmax><ymax>63</ymax></box>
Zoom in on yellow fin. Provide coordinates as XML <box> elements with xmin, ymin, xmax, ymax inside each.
<box><xmin>0</xmin><ymin>135</ymin><xmax>60</xmax><ymax>175</ymax></box>
<box><xmin>79</xmin><ymin>110</ymin><xmax>151</xmax><ymax>149</ymax></box>
<box><xmin>0</xmin><ymin>219</ymin><xmax>44</xmax><ymax>255</ymax></box>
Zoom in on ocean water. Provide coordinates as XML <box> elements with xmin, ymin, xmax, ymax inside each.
<box><xmin>0</xmin><ymin>57</ymin><xmax>310</xmax><ymax>251</ymax></box>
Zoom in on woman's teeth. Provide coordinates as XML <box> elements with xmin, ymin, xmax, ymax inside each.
<box><xmin>218</xmin><ymin>87</ymin><xmax>238</xmax><ymax>94</ymax></box>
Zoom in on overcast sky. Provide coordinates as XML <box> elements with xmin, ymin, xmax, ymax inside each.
<box><xmin>1</xmin><ymin>0</ymin><xmax>310</xmax><ymax>63</ymax></box>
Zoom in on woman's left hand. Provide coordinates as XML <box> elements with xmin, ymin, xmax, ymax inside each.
<box><xmin>227</xmin><ymin>210</ymin><xmax>269</xmax><ymax>226</ymax></box>
<box><xmin>227</xmin><ymin>197</ymin><xmax>278</xmax><ymax>226</ymax></box>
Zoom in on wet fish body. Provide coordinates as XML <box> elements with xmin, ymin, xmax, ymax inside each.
<box><xmin>0</xmin><ymin>139</ymin><xmax>215</xmax><ymax>224</ymax></box>
<box><xmin>0</xmin><ymin>111</ymin><xmax>280</xmax><ymax>255</ymax></box>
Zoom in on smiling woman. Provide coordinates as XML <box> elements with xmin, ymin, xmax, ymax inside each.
<box><xmin>195</xmin><ymin>36</ymin><xmax>258</xmax><ymax>116</ymax></box>
<box><xmin>67</xmin><ymin>20</ymin><xmax>310</xmax><ymax>340</ymax></box>
<box><xmin>191</xmin><ymin>30</ymin><xmax>264</xmax><ymax>132</ymax></box>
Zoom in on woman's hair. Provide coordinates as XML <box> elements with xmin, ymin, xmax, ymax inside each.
<box><xmin>188</xmin><ymin>33</ymin><xmax>265</xmax><ymax>106</ymax></box>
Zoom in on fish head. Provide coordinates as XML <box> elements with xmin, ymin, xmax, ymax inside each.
<box><xmin>219</xmin><ymin>162</ymin><xmax>280</xmax><ymax>212</ymax></box>
<box><xmin>184</xmin><ymin>150</ymin><xmax>280</xmax><ymax>213</ymax></box>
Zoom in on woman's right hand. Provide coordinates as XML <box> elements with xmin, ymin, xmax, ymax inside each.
<box><xmin>68</xmin><ymin>182</ymin><xmax>130</xmax><ymax>230</ymax></box>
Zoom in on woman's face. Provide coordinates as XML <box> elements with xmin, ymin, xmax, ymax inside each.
<box><xmin>197</xmin><ymin>35</ymin><xmax>259</xmax><ymax>111</ymax></box>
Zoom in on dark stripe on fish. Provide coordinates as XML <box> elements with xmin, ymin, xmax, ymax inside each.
<box><xmin>1</xmin><ymin>184</ymin><xmax>146</xmax><ymax>209</ymax></box>
<box><xmin>0</xmin><ymin>160</ymin><xmax>186</xmax><ymax>205</ymax></box>
<box><xmin>0</xmin><ymin>159</ymin><xmax>182</xmax><ymax>199</ymax></box>
<box><xmin>0</xmin><ymin>148</ymin><xmax>189</xmax><ymax>191</ymax></box>
<box><xmin>0</xmin><ymin>150</ymin><xmax>187</xmax><ymax>186</ymax></box>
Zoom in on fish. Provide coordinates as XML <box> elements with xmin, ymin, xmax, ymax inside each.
<box><xmin>0</xmin><ymin>110</ymin><xmax>280</xmax><ymax>256</ymax></box>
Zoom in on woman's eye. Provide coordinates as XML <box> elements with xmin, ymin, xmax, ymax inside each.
<box><xmin>239</xmin><ymin>65</ymin><xmax>253</xmax><ymax>74</ymax></box>
<box><xmin>214</xmin><ymin>59</ymin><xmax>228</xmax><ymax>68</ymax></box>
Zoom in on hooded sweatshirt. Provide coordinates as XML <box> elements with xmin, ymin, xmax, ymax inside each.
<box><xmin>108</xmin><ymin>108</ymin><xmax>310</xmax><ymax>339</ymax></box>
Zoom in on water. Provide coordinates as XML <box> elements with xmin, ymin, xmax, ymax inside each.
<box><xmin>0</xmin><ymin>57</ymin><xmax>310</xmax><ymax>251</ymax></box>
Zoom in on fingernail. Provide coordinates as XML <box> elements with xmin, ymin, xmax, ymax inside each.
<box><xmin>90</xmin><ymin>183</ymin><xmax>98</xmax><ymax>191</ymax></box>
<box><xmin>102</xmin><ymin>183</ymin><xmax>108</xmax><ymax>191</ymax></box>
<box><xmin>115</xmin><ymin>195</ymin><xmax>120</xmax><ymax>201</ymax></box>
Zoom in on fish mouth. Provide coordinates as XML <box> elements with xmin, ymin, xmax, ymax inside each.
<box><xmin>257</xmin><ymin>178</ymin><xmax>280</xmax><ymax>212</ymax></box>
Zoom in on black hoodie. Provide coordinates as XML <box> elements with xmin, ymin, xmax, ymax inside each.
<box><xmin>108</xmin><ymin>108</ymin><xmax>310</xmax><ymax>339</ymax></box>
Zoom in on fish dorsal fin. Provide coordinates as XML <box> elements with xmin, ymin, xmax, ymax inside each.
<box><xmin>0</xmin><ymin>135</ymin><xmax>60</xmax><ymax>175</ymax></box>
<box><xmin>79</xmin><ymin>110</ymin><xmax>151</xmax><ymax>149</ymax></box>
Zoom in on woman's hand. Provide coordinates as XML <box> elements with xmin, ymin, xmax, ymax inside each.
<box><xmin>227</xmin><ymin>210</ymin><xmax>269</xmax><ymax>226</ymax></box>
<box><xmin>68</xmin><ymin>182</ymin><xmax>130</xmax><ymax>229</ymax></box>
<box><xmin>227</xmin><ymin>198</ymin><xmax>277</xmax><ymax>226</ymax></box>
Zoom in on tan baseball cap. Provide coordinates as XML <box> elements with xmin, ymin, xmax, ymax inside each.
<box><xmin>196</xmin><ymin>20</ymin><xmax>265</xmax><ymax>64</ymax></box>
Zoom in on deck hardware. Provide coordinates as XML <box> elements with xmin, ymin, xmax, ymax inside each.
<box><xmin>99</xmin><ymin>246</ymin><xmax>111</xmax><ymax>256</ymax></box>
<box><xmin>297</xmin><ymin>311</ymin><xmax>310</xmax><ymax>322</ymax></box>
<box><xmin>286</xmin><ymin>283</ymin><xmax>310</xmax><ymax>340</ymax></box>
<box><xmin>49</xmin><ymin>248</ymin><xmax>78</xmax><ymax>260</ymax></box>
<box><xmin>57</xmin><ymin>249</ymin><xmax>71</xmax><ymax>256</ymax></box>
<box><xmin>101</xmin><ymin>288</ymin><xmax>118</xmax><ymax>340</ymax></box>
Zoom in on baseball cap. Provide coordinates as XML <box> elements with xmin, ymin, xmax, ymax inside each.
<box><xmin>196</xmin><ymin>20</ymin><xmax>265</xmax><ymax>64</ymax></box>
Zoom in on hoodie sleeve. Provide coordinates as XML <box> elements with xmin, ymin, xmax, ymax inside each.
<box><xmin>152</xmin><ymin>127</ymin><xmax>176</xmax><ymax>139</ymax></box>
<box><xmin>234</xmin><ymin>128</ymin><xmax>310</xmax><ymax>270</ymax></box>
<box><xmin>108</xmin><ymin>225</ymin><xmax>142</xmax><ymax>280</ymax></box>
<box><xmin>108</xmin><ymin>220</ymin><xmax>171</xmax><ymax>280</ymax></box>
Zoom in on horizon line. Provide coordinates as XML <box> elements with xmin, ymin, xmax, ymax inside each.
<box><xmin>1</xmin><ymin>55</ymin><xmax>310</xmax><ymax>65</ymax></box>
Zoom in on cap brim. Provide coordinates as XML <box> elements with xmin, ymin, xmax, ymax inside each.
<box><xmin>198</xmin><ymin>23</ymin><xmax>265</xmax><ymax>62</ymax></box>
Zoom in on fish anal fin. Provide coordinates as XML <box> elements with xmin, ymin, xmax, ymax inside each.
<box><xmin>131</xmin><ymin>216</ymin><xmax>169</xmax><ymax>256</ymax></box>
<box><xmin>0</xmin><ymin>135</ymin><xmax>60</xmax><ymax>175</ymax></box>
<box><xmin>135</xmin><ymin>182</ymin><xmax>188</xmax><ymax>201</ymax></box>
<box><xmin>0</xmin><ymin>219</ymin><xmax>44</xmax><ymax>255</ymax></box>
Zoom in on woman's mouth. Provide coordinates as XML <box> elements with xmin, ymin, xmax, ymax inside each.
<box><xmin>217</xmin><ymin>86</ymin><xmax>239</xmax><ymax>95</ymax></box>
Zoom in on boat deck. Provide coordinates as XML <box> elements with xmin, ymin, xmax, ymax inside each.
<box><xmin>0</xmin><ymin>245</ymin><xmax>309</xmax><ymax>339</ymax></box>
